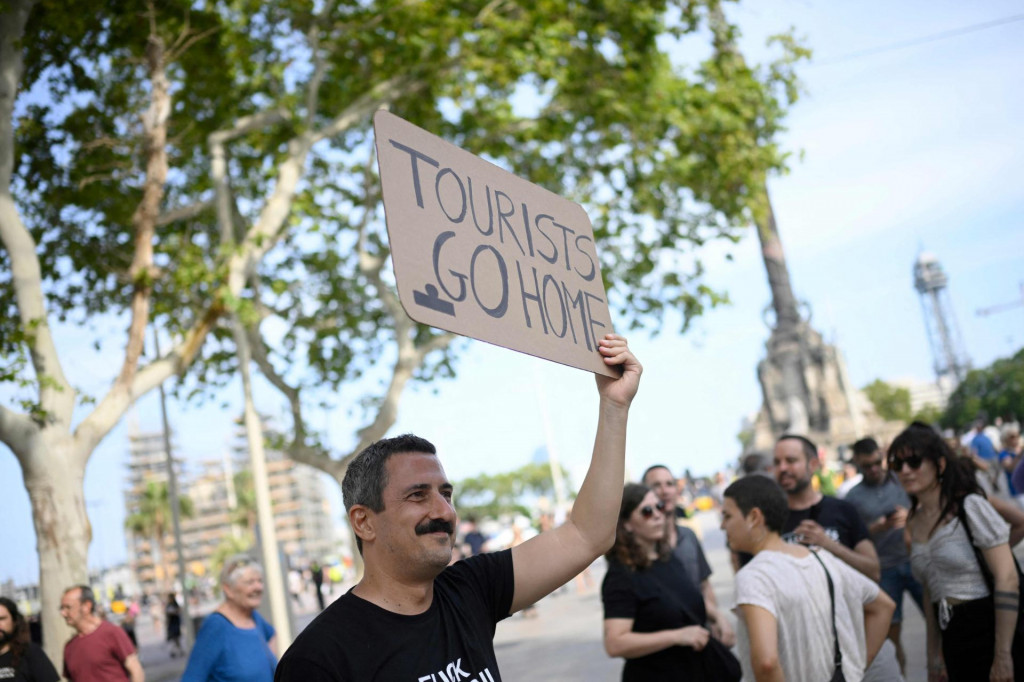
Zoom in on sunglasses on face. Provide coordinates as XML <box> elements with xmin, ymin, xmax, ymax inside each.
<box><xmin>639</xmin><ymin>501</ymin><xmax>667</xmax><ymax>518</ymax></box>
<box><xmin>888</xmin><ymin>454</ymin><xmax>924</xmax><ymax>472</ymax></box>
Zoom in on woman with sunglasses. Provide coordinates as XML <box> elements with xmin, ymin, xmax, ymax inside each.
<box><xmin>893</xmin><ymin>422</ymin><xmax>1022</xmax><ymax>682</ymax></box>
<box><xmin>182</xmin><ymin>555</ymin><xmax>278</xmax><ymax>682</ymax></box>
<box><xmin>601</xmin><ymin>483</ymin><xmax>737</xmax><ymax>681</ymax></box>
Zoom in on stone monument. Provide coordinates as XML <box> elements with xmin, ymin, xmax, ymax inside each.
<box><xmin>745</xmin><ymin>197</ymin><xmax>901</xmax><ymax>462</ymax></box>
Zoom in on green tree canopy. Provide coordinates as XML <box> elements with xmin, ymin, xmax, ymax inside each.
<box><xmin>455</xmin><ymin>462</ymin><xmax>572</xmax><ymax>520</ymax></box>
<box><xmin>943</xmin><ymin>348</ymin><xmax>1024</xmax><ymax>430</ymax></box>
<box><xmin>862</xmin><ymin>379</ymin><xmax>912</xmax><ymax>423</ymax></box>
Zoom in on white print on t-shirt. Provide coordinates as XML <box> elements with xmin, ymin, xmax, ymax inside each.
<box><xmin>782</xmin><ymin>527</ymin><xmax>840</xmax><ymax>546</ymax></box>
<box><xmin>0</xmin><ymin>666</ymin><xmax>15</xmax><ymax>679</ymax></box>
<box><xmin>417</xmin><ymin>658</ymin><xmax>495</xmax><ymax>682</ymax></box>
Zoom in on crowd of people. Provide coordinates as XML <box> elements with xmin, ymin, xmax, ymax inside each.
<box><xmin>8</xmin><ymin>336</ymin><xmax>1022</xmax><ymax>681</ymax></box>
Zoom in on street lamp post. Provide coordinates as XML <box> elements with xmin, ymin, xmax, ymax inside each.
<box><xmin>152</xmin><ymin>329</ymin><xmax>194</xmax><ymax>650</ymax></box>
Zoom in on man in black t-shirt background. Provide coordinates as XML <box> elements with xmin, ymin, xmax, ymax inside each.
<box><xmin>773</xmin><ymin>434</ymin><xmax>880</xmax><ymax>581</ymax></box>
<box><xmin>0</xmin><ymin>596</ymin><xmax>59</xmax><ymax>682</ymax></box>
<box><xmin>774</xmin><ymin>434</ymin><xmax>907</xmax><ymax>681</ymax></box>
<box><xmin>276</xmin><ymin>335</ymin><xmax>642</xmax><ymax>682</ymax></box>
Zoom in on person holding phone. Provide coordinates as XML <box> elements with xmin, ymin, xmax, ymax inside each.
<box><xmin>845</xmin><ymin>437</ymin><xmax>924</xmax><ymax>674</ymax></box>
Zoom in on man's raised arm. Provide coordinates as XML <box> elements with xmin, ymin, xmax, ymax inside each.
<box><xmin>509</xmin><ymin>334</ymin><xmax>641</xmax><ymax>613</ymax></box>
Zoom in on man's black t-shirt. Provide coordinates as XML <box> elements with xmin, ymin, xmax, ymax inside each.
<box><xmin>602</xmin><ymin>556</ymin><xmax>708</xmax><ymax>682</ymax></box>
<box><xmin>0</xmin><ymin>643</ymin><xmax>61</xmax><ymax>682</ymax></box>
<box><xmin>276</xmin><ymin>549</ymin><xmax>515</xmax><ymax>682</ymax></box>
<box><xmin>781</xmin><ymin>495</ymin><xmax>870</xmax><ymax>549</ymax></box>
<box><xmin>737</xmin><ymin>495</ymin><xmax>870</xmax><ymax>567</ymax></box>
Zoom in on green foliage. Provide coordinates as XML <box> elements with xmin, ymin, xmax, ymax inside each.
<box><xmin>911</xmin><ymin>403</ymin><xmax>944</xmax><ymax>426</ymax></box>
<box><xmin>814</xmin><ymin>470</ymin><xmax>837</xmax><ymax>497</ymax></box>
<box><xmin>231</xmin><ymin>469</ymin><xmax>259</xmax><ymax>530</ymax></box>
<box><xmin>208</xmin><ymin>534</ymin><xmax>254</xmax><ymax>592</ymax></box>
<box><xmin>943</xmin><ymin>348</ymin><xmax>1024</xmax><ymax>430</ymax></box>
<box><xmin>124</xmin><ymin>479</ymin><xmax>195</xmax><ymax>540</ymax></box>
<box><xmin>862</xmin><ymin>379</ymin><xmax>912</xmax><ymax>423</ymax></box>
<box><xmin>4</xmin><ymin>1</ymin><xmax>808</xmax><ymax>466</ymax></box>
<box><xmin>454</xmin><ymin>461</ymin><xmax>572</xmax><ymax>520</ymax></box>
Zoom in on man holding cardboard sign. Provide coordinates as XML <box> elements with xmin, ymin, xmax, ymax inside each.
<box><xmin>275</xmin><ymin>334</ymin><xmax>641</xmax><ymax>681</ymax></box>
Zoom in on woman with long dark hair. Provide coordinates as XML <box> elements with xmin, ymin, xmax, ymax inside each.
<box><xmin>893</xmin><ymin>421</ymin><xmax>1023</xmax><ymax>682</ymax></box>
<box><xmin>0</xmin><ymin>597</ymin><xmax>59</xmax><ymax>682</ymax></box>
<box><xmin>601</xmin><ymin>483</ymin><xmax>737</xmax><ymax>681</ymax></box>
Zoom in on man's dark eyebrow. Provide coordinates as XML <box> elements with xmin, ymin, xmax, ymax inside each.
<box><xmin>402</xmin><ymin>482</ymin><xmax>454</xmax><ymax>494</ymax></box>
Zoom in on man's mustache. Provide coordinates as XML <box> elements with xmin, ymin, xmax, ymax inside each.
<box><xmin>415</xmin><ymin>519</ymin><xmax>454</xmax><ymax>536</ymax></box>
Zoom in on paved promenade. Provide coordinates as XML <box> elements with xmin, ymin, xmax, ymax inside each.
<box><xmin>139</xmin><ymin>510</ymin><xmax>928</xmax><ymax>681</ymax></box>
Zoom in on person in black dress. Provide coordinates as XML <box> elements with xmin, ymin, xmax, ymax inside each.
<box><xmin>165</xmin><ymin>592</ymin><xmax>184</xmax><ymax>658</ymax></box>
<box><xmin>601</xmin><ymin>483</ymin><xmax>735</xmax><ymax>681</ymax></box>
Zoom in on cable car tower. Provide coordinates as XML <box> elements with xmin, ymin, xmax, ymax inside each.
<box><xmin>914</xmin><ymin>252</ymin><xmax>971</xmax><ymax>394</ymax></box>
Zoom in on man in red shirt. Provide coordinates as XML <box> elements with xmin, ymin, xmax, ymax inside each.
<box><xmin>61</xmin><ymin>585</ymin><xmax>145</xmax><ymax>682</ymax></box>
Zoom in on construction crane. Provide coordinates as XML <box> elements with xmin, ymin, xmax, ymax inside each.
<box><xmin>977</xmin><ymin>282</ymin><xmax>1024</xmax><ymax>317</ymax></box>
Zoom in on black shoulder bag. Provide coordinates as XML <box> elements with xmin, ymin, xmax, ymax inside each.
<box><xmin>673</xmin><ymin>588</ymin><xmax>742</xmax><ymax>682</ymax></box>
<box><xmin>810</xmin><ymin>550</ymin><xmax>847</xmax><ymax>682</ymax></box>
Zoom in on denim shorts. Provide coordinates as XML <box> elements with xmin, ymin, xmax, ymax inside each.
<box><xmin>879</xmin><ymin>561</ymin><xmax>923</xmax><ymax>624</ymax></box>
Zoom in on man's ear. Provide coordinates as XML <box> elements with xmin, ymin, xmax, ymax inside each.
<box><xmin>350</xmin><ymin>506</ymin><xmax>376</xmax><ymax>546</ymax></box>
<box><xmin>748</xmin><ymin>507</ymin><xmax>766</xmax><ymax>528</ymax></box>
<box><xmin>810</xmin><ymin>456</ymin><xmax>822</xmax><ymax>473</ymax></box>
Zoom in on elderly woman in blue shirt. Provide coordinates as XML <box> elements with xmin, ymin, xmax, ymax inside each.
<box><xmin>182</xmin><ymin>555</ymin><xmax>277</xmax><ymax>682</ymax></box>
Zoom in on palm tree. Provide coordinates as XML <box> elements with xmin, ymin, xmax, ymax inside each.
<box><xmin>232</xmin><ymin>469</ymin><xmax>258</xmax><ymax>533</ymax></box>
<box><xmin>125</xmin><ymin>480</ymin><xmax>194</xmax><ymax>592</ymax></box>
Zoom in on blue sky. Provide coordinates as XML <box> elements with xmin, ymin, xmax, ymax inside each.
<box><xmin>2</xmin><ymin>0</ymin><xmax>1023</xmax><ymax>585</ymax></box>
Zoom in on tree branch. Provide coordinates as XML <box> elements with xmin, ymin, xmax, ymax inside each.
<box><xmin>0</xmin><ymin>0</ymin><xmax>75</xmax><ymax>429</ymax></box>
<box><xmin>0</xmin><ymin>403</ymin><xmax>36</xmax><ymax>462</ymax></box>
<box><xmin>73</xmin><ymin>302</ymin><xmax>225</xmax><ymax>458</ymax></box>
<box><xmin>115</xmin><ymin>15</ymin><xmax>170</xmax><ymax>392</ymax></box>
<box><xmin>303</xmin><ymin>0</ymin><xmax>337</xmax><ymax>127</ymax></box>
<box><xmin>310</xmin><ymin>73</ymin><xmax>421</xmax><ymax>144</ymax></box>
<box><xmin>244</xmin><ymin>323</ymin><xmax>346</xmax><ymax>481</ymax></box>
<box><xmin>347</xmin><ymin>329</ymin><xmax>455</xmax><ymax>463</ymax></box>
<box><xmin>165</xmin><ymin>26</ymin><xmax>219</xmax><ymax>65</ymax></box>
<box><xmin>156</xmin><ymin>198</ymin><xmax>213</xmax><ymax>226</ymax></box>
<box><xmin>208</xmin><ymin>107</ymin><xmax>292</xmax><ymax>147</ymax></box>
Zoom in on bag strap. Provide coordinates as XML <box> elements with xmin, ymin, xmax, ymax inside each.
<box><xmin>955</xmin><ymin>497</ymin><xmax>1024</xmax><ymax>592</ymax></box>
<box><xmin>810</xmin><ymin>550</ymin><xmax>843</xmax><ymax>672</ymax></box>
<box><xmin>957</xmin><ymin>501</ymin><xmax>997</xmax><ymax>592</ymax></box>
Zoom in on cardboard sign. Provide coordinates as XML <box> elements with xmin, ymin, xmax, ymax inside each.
<box><xmin>373</xmin><ymin>110</ymin><xmax>616</xmax><ymax>377</ymax></box>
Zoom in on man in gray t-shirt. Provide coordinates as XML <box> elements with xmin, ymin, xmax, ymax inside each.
<box><xmin>845</xmin><ymin>438</ymin><xmax>924</xmax><ymax>674</ymax></box>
